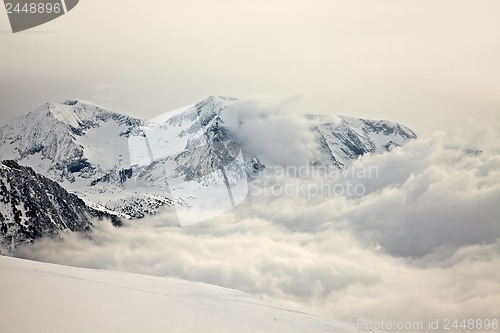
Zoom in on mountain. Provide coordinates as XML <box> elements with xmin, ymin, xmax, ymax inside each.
<box><xmin>0</xmin><ymin>99</ymin><xmax>143</xmax><ymax>182</ymax></box>
<box><xmin>0</xmin><ymin>100</ymin><xmax>172</xmax><ymax>219</ymax></box>
<box><xmin>0</xmin><ymin>256</ymin><xmax>369</xmax><ymax>333</ymax></box>
<box><xmin>0</xmin><ymin>97</ymin><xmax>416</xmax><ymax>221</ymax></box>
<box><xmin>311</xmin><ymin>115</ymin><xmax>416</xmax><ymax>169</ymax></box>
<box><xmin>0</xmin><ymin>160</ymin><xmax>120</xmax><ymax>253</ymax></box>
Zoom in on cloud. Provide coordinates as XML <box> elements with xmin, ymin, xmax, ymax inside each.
<box><xmin>339</xmin><ymin>136</ymin><xmax>500</xmax><ymax>257</ymax></box>
<box><xmin>221</xmin><ymin>95</ymin><xmax>321</xmax><ymax>167</ymax></box>
<box><xmin>14</xmin><ymin>111</ymin><xmax>500</xmax><ymax>329</ymax></box>
<box><xmin>15</xmin><ymin>216</ymin><xmax>500</xmax><ymax>327</ymax></box>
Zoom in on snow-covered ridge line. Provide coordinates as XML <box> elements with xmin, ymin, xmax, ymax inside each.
<box><xmin>0</xmin><ymin>96</ymin><xmax>416</xmax><ymax>220</ymax></box>
<box><xmin>0</xmin><ymin>256</ymin><xmax>370</xmax><ymax>333</ymax></box>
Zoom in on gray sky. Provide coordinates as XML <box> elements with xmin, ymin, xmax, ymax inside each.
<box><xmin>1</xmin><ymin>0</ymin><xmax>500</xmax><ymax>133</ymax></box>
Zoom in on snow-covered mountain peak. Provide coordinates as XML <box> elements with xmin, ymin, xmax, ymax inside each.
<box><xmin>43</xmin><ymin>100</ymin><xmax>143</xmax><ymax>131</ymax></box>
<box><xmin>48</xmin><ymin>100</ymin><xmax>105</xmax><ymax>128</ymax></box>
<box><xmin>195</xmin><ymin>95</ymin><xmax>237</xmax><ymax>117</ymax></box>
<box><xmin>0</xmin><ymin>96</ymin><xmax>417</xmax><ymax>220</ymax></box>
<box><xmin>62</xmin><ymin>99</ymin><xmax>99</xmax><ymax>107</ymax></box>
<box><xmin>0</xmin><ymin>100</ymin><xmax>146</xmax><ymax>191</ymax></box>
<box><xmin>313</xmin><ymin>115</ymin><xmax>416</xmax><ymax>168</ymax></box>
<box><xmin>340</xmin><ymin>116</ymin><xmax>416</xmax><ymax>138</ymax></box>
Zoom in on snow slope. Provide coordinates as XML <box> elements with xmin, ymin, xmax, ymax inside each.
<box><xmin>0</xmin><ymin>256</ymin><xmax>368</xmax><ymax>333</ymax></box>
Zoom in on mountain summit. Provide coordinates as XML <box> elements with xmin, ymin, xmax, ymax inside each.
<box><xmin>0</xmin><ymin>96</ymin><xmax>416</xmax><ymax>221</ymax></box>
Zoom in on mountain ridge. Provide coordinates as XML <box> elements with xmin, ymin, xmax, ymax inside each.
<box><xmin>0</xmin><ymin>160</ymin><xmax>120</xmax><ymax>252</ymax></box>
<box><xmin>0</xmin><ymin>96</ymin><xmax>417</xmax><ymax>221</ymax></box>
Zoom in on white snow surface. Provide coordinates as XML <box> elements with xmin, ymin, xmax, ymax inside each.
<box><xmin>0</xmin><ymin>256</ymin><xmax>367</xmax><ymax>333</ymax></box>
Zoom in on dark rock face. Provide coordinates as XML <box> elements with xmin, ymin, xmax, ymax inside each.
<box><xmin>0</xmin><ymin>160</ymin><xmax>120</xmax><ymax>253</ymax></box>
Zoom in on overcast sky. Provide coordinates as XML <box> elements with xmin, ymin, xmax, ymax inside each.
<box><xmin>1</xmin><ymin>0</ymin><xmax>500</xmax><ymax>133</ymax></box>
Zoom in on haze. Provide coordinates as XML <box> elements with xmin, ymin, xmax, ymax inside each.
<box><xmin>1</xmin><ymin>0</ymin><xmax>499</xmax><ymax>134</ymax></box>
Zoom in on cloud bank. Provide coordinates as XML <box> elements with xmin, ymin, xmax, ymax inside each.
<box><xmin>15</xmin><ymin>110</ymin><xmax>500</xmax><ymax>331</ymax></box>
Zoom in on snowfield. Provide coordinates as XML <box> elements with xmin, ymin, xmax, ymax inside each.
<box><xmin>0</xmin><ymin>256</ymin><xmax>367</xmax><ymax>333</ymax></box>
